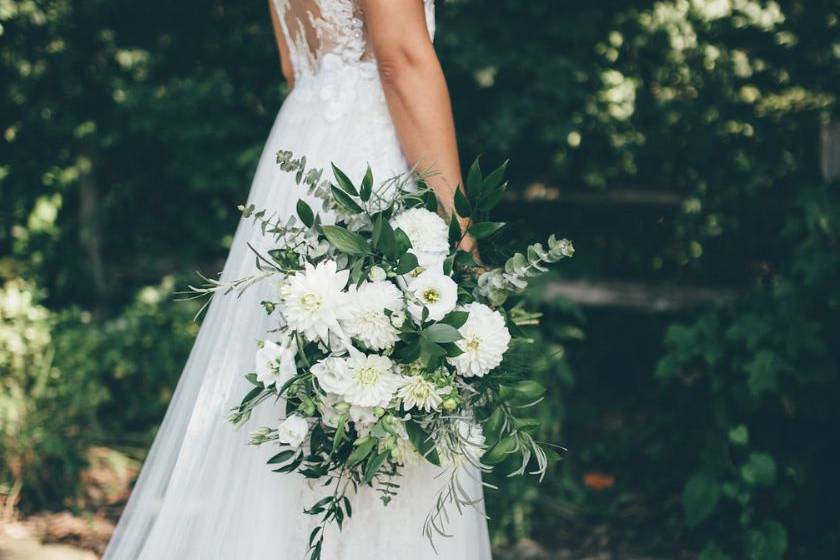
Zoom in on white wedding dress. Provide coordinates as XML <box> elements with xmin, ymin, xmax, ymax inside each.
<box><xmin>104</xmin><ymin>1</ymin><xmax>492</xmax><ymax>559</ymax></box>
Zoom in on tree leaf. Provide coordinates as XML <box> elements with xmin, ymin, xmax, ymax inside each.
<box><xmin>359</xmin><ymin>165</ymin><xmax>373</xmax><ymax>201</ymax></box>
<box><xmin>395</xmin><ymin>251</ymin><xmax>418</xmax><ymax>274</ymax></box>
<box><xmin>422</xmin><ymin>323</ymin><xmax>462</xmax><ymax>343</ymax></box>
<box><xmin>405</xmin><ymin>420</ymin><xmax>440</xmax><ymax>466</ymax></box>
<box><xmin>363</xmin><ymin>449</ymin><xmax>390</xmax><ymax>483</ymax></box>
<box><xmin>469</xmin><ymin>221</ymin><xmax>505</xmax><ymax>239</ymax></box>
<box><xmin>296</xmin><ymin>199</ymin><xmax>315</xmax><ymax>228</ymax></box>
<box><xmin>454</xmin><ymin>188</ymin><xmax>471</xmax><ymax>218</ymax></box>
<box><xmin>330</xmin><ymin>185</ymin><xmax>363</xmax><ymax>214</ymax></box>
<box><xmin>332</xmin><ymin>163</ymin><xmax>358</xmax><ymax>195</ymax></box>
<box><xmin>465</xmin><ymin>157</ymin><xmax>483</xmax><ymax>197</ymax></box>
<box><xmin>483</xmin><ymin>435</ymin><xmax>516</xmax><ymax>465</ymax></box>
<box><xmin>683</xmin><ymin>472</ymin><xmax>720</xmax><ymax>527</ymax></box>
<box><xmin>740</xmin><ymin>452</ymin><xmax>776</xmax><ymax>486</ymax></box>
<box><xmin>267</xmin><ymin>449</ymin><xmax>296</xmax><ymax>464</ymax></box>
<box><xmin>448</xmin><ymin>214</ymin><xmax>462</xmax><ymax>245</ymax></box>
<box><xmin>440</xmin><ymin>310</ymin><xmax>469</xmax><ymax>329</ymax></box>
<box><xmin>347</xmin><ymin>437</ymin><xmax>376</xmax><ymax>467</ymax></box>
<box><xmin>321</xmin><ymin>225</ymin><xmax>369</xmax><ymax>256</ymax></box>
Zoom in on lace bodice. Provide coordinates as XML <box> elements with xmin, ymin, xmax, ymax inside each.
<box><xmin>272</xmin><ymin>0</ymin><xmax>435</xmax><ymax>79</ymax></box>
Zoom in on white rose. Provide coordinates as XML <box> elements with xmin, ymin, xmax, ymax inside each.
<box><xmin>390</xmin><ymin>208</ymin><xmax>449</xmax><ymax>254</ymax></box>
<box><xmin>255</xmin><ymin>336</ymin><xmax>297</xmax><ymax>387</ymax></box>
<box><xmin>277</xmin><ymin>415</ymin><xmax>309</xmax><ymax>449</ymax></box>
<box><xmin>311</xmin><ymin>357</ymin><xmax>352</xmax><ymax>395</ymax></box>
<box><xmin>406</xmin><ymin>270</ymin><xmax>458</xmax><ymax>322</ymax></box>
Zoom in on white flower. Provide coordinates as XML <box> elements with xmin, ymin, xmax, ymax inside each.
<box><xmin>390</xmin><ymin>308</ymin><xmax>406</xmax><ymax>329</ymax></box>
<box><xmin>447</xmin><ymin>302</ymin><xmax>511</xmax><ymax>377</ymax></box>
<box><xmin>406</xmin><ymin>270</ymin><xmax>458</xmax><ymax>322</ymax></box>
<box><xmin>311</xmin><ymin>357</ymin><xmax>352</xmax><ymax>395</ymax></box>
<box><xmin>277</xmin><ymin>415</ymin><xmax>309</xmax><ymax>449</ymax></box>
<box><xmin>390</xmin><ymin>208</ymin><xmax>449</xmax><ymax>254</ymax></box>
<box><xmin>388</xmin><ymin>427</ymin><xmax>422</xmax><ymax>466</ymax></box>
<box><xmin>343</xmin><ymin>281</ymin><xmax>403</xmax><ymax>350</ymax></box>
<box><xmin>391</xmin><ymin>208</ymin><xmax>450</xmax><ymax>275</ymax></box>
<box><xmin>279</xmin><ymin>260</ymin><xmax>352</xmax><ymax>344</ymax></box>
<box><xmin>348</xmin><ymin>405</ymin><xmax>378</xmax><ymax>427</ymax></box>
<box><xmin>255</xmin><ymin>337</ymin><xmax>297</xmax><ymax>388</ymax></box>
<box><xmin>342</xmin><ymin>354</ymin><xmax>404</xmax><ymax>408</ymax></box>
<box><xmin>398</xmin><ymin>377</ymin><xmax>450</xmax><ymax>412</ymax></box>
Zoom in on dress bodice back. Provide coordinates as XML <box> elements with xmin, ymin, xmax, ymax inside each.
<box><xmin>272</xmin><ymin>0</ymin><xmax>435</xmax><ymax>79</ymax></box>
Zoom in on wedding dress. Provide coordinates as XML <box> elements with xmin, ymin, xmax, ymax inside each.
<box><xmin>104</xmin><ymin>1</ymin><xmax>492</xmax><ymax>558</ymax></box>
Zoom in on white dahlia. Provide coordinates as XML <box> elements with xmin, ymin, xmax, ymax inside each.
<box><xmin>343</xmin><ymin>280</ymin><xmax>403</xmax><ymax>351</ymax></box>
<box><xmin>279</xmin><ymin>260</ymin><xmax>351</xmax><ymax>344</ymax></box>
<box><xmin>277</xmin><ymin>415</ymin><xmax>309</xmax><ymax>449</ymax></box>
<box><xmin>255</xmin><ymin>337</ymin><xmax>297</xmax><ymax>388</ymax></box>
<box><xmin>398</xmin><ymin>376</ymin><xmax>450</xmax><ymax>412</ymax></box>
<box><xmin>390</xmin><ymin>207</ymin><xmax>449</xmax><ymax>254</ymax></box>
<box><xmin>447</xmin><ymin>302</ymin><xmax>511</xmax><ymax>377</ymax></box>
<box><xmin>406</xmin><ymin>270</ymin><xmax>458</xmax><ymax>322</ymax></box>
<box><xmin>342</xmin><ymin>354</ymin><xmax>404</xmax><ymax>408</ymax></box>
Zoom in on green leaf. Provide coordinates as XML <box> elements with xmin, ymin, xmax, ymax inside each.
<box><xmin>744</xmin><ymin>521</ymin><xmax>787</xmax><ymax>560</ymax></box>
<box><xmin>440</xmin><ymin>310</ymin><xmax>469</xmax><ymax>329</ymax></box>
<box><xmin>465</xmin><ymin>157</ymin><xmax>483</xmax><ymax>197</ymax></box>
<box><xmin>469</xmin><ymin>222</ymin><xmax>505</xmax><ymax>239</ymax></box>
<box><xmin>394</xmin><ymin>228</ymin><xmax>412</xmax><ymax>256</ymax></box>
<box><xmin>698</xmin><ymin>541</ymin><xmax>731</xmax><ymax>560</ymax></box>
<box><xmin>482</xmin><ymin>160</ymin><xmax>508</xmax><ymax>193</ymax></box>
<box><xmin>746</xmin><ymin>350</ymin><xmax>779</xmax><ymax>396</ymax></box>
<box><xmin>296</xmin><ymin>199</ymin><xmax>315</xmax><ymax>228</ymax></box>
<box><xmin>683</xmin><ymin>472</ymin><xmax>720</xmax><ymax>527</ymax></box>
<box><xmin>423</xmin><ymin>189</ymin><xmax>438</xmax><ymax>212</ymax></box>
<box><xmin>363</xmin><ymin>450</ymin><xmax>390</xmax><ymax>483</ymax></box>
<box><xmin>267</xmin><ymin>450</ymin><xmax>296</xmax><ymax>464</ymax></box>
<box><xmin>484</xmin><ymin>408</ymin><xmax>506</xmax><ymax>441</ymax></box>
<box><xmin>331</xmin><ymin>185</ymin><xmax>363</xmax><ymax>214</ymax></box>
<box><xmin>454</xmin><ymin>188</ymin><xmax>472</xmax><ymax>218</ymax></box>
<box><xmin>332</xmin><ymin>163</ymin><xmax>358</xmax><ymax>196</ymax></box>
<box><xmin>321</xmin><ymin>225</ymin><xmax>370</xmax><ymax>256</ymax></box>
<box><xmin>422</xmin><ymin>323</ymin><xmax>462</xmax><ymax>343</ymax></box>
<box><xmin>405</xmin><ymin>420</ymin><xmax>440</xmax><ymax>465</ymax></box>
<box><xmin>360</xmin><ymin>165</ymin><xmax>373</xmax><ymax>201</ymax></box>
<box><xmin>728</xmin><ymin>425</ymin><xmax>749</xmax><ymax>446</ymax></box>
<box><xmin>373</xmin><ymin>215</ymin><xmax>396</xmax><ymax>257</ymax></box>
<box><xmin>395</xmin><ymin>251</ymin><xmax>419</xmax><ymax>274</ymax></box>
<box><xmin>347</xmin><ymin>437</ymin><xmax>376</xmax><ymax>467</ymax></box>
<box><xmin>740</xmin><ymin>452</ymin><xmax>776</xmax><ymax>486</ymax></box>
<box><xmin>477</xmin><ymin>186</ymin><xmax>507</xmax><ymax>212</ymax></box>
<box><xmin>499</xmin><ymin>380</ymin><xmax>546</xmax><ymax>402</ymax></box>
<box><xmin>483</xmin><ymin>435</ymin><xmax>517</xmax><ymax>465</ymax></box>
<box><xmin>448</xmin><ymin>214</ymin><xmax>462</xmax><ymax>245</ymax></box>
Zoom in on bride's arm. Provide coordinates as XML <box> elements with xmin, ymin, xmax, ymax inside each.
<box><xmin>362</xmin><ymin>0</ymin><xmax>477</xmax><ymax>255</ymax></box>
<box><xmin>269</xmin><ymin>0</ymin><xmax>295</xmax><ymax>88</ymax></box>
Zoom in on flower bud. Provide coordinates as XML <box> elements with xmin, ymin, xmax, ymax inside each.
<box><xmin>369</xmin><ymin>266</ymin><xmax>387</xmax><ymax>282</ymax></box>
<box><xmin>442</xmin><ymin>398</ymin><xmax>458</xmax><ymax>412</ymax></box>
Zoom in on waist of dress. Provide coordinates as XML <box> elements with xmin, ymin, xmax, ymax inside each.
<box><xmin>286</xmin><ymin>56</ymin><xmax>389</xmax><ymax>123</ymax></box>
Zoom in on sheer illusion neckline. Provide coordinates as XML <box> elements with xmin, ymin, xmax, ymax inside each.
<box><xmin>272</xmin><ymin>0</ymin><xmax>435</xmax><ymax>79</ymax></box>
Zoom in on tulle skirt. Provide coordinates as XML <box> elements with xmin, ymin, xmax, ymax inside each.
<box><xmin>104</xmin><ymin>65</ymin><xmax>492</xmax><ymax>560</ymax></box>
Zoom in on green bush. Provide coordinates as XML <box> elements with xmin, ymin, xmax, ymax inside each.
<box><xmin>0</xmin><ymin>277</ymin><xmax>198</xmax><ymax>511</ymax></box>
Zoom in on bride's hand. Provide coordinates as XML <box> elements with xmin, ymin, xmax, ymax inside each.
<box><xmin>458</xmin><ymin>232</ymin><xmax>485</xmax><ymax>273</ymax></box>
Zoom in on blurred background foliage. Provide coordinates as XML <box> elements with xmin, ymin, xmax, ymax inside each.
<box><xmin>1</xmin><ymin>0</ymin><xmax>838</xmax><ymax>558</ymax></box>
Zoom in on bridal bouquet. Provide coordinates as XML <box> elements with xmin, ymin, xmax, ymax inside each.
<box><xmin>197</xmin><ymin>151</ymin><xmax>573</xmax><ymax>559</ymax></box>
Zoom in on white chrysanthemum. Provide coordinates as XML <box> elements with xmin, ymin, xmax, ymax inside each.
<box><xmin>277</xmin><ymin>415</ymin><xmax>309</xmax><ymax>449</ymax></box>
<box><xmin>311</xmin><ymin>357</ymin><xmax>352</xmax><ymax>395</ymax></box>
<box><xmin>390</xmin><ymin>208</ymin><xmax>449</xmax><ymax>254</ymax></box>
<box><xmin>447</xmin><ymin>302</ymin><xmax>511</xmax><ymax>377</ymax></box>
<box><xmin>406</xmin><ymin>270</ymin><xmax>458</xmax><ymax>322</ymax></box>
<box><xmin>342</xmin><ymin>354</ymin><xmax>404</xmax><ymax>408</ymax></box>
<box><xmin>343</xmin><ymin>281</ymin><xmax>403</xmax><ymax>350</ymax></box>
<box><xmin>398</xmin><ymin>376</ymin><xmax>450</xmax><ymax>412</ymax></box>
<box><xmin>279</xmin><ymin>260</ymin><xmax>351</xmax><ymax>344</ymax></box>
<box><xmin>255</xmin><ymin>336</ymin><xmax>297</xmax><ymax>388</ymax></box>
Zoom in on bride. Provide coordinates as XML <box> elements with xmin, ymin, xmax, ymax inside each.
<box><xmin>104</xmin><ymin>1</ymin><xmax>491</xmax><ymax>558</ymax></box>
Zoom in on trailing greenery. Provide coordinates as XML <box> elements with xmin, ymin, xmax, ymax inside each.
<box><xmin>1</xmin><ymin>0</ymin><xmax>838</xmax><ymax>557</ymax></box>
